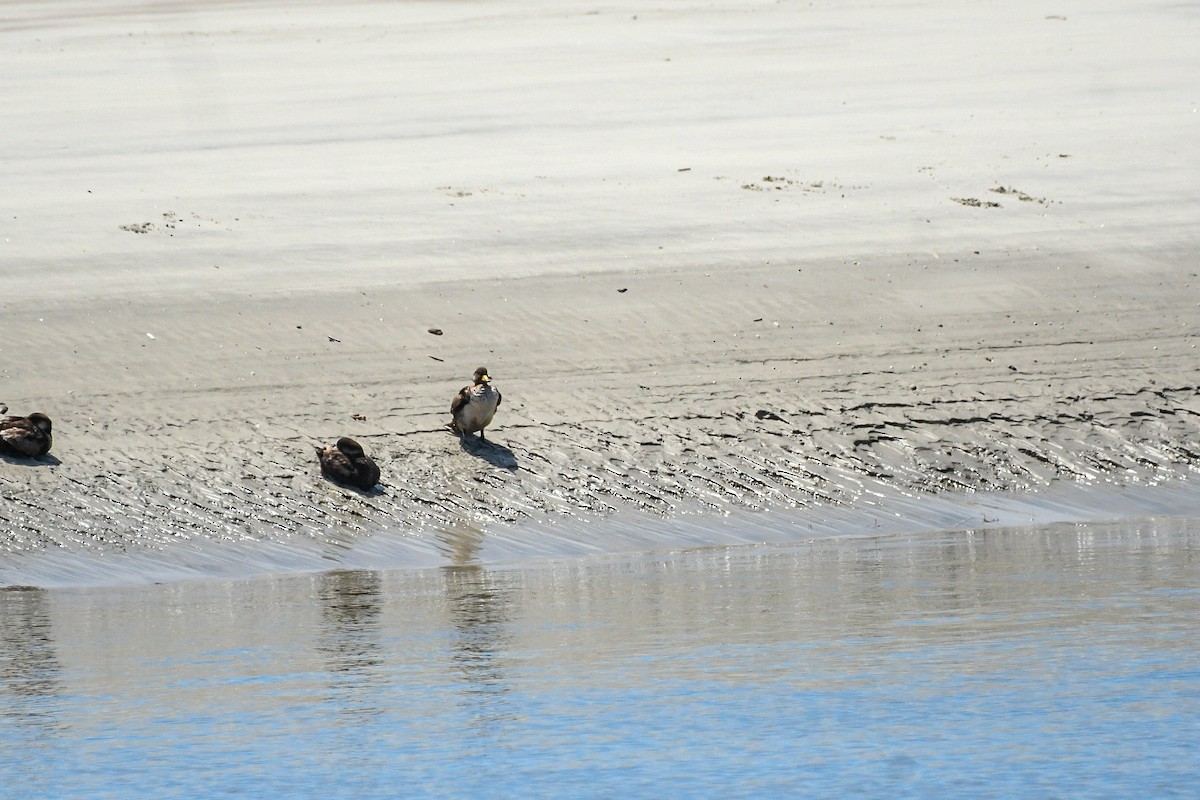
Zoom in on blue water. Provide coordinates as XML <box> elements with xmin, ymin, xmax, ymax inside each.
<box><xmin>2</xmin><ymin>515</ymin><xmax>1198</xmax><ymax>799</ymax></box>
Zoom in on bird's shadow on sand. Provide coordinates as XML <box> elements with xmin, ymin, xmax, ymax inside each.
<box><xmin>317</xmin><ymin>476</ymin><xmax>387</xmax><ymax>497</ymax></box>
<box><xmin>0</xmin><ymin>453</ymin><xmax>61</xmax><ymax>467</ymax></box>
<box><xmin>458</xmin><ymin>435</ymin><xmax>518</xmax><ymax>471</ymax></box>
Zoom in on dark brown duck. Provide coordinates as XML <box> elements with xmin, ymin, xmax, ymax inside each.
<box><xmin>0</xmin><ymin>405</ymin><xmax>53</xmax><ymax>458</ymax></box>
<box><xmin>315</xmin><ymin>437</ymin><xmax>380</xmax><ymax>490</ymax></box>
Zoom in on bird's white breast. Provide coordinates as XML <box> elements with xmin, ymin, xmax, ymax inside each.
<box><xmin>458</xmin><ymin>385</ymin><xmax>499</xmax><ymax>432</ymax></box>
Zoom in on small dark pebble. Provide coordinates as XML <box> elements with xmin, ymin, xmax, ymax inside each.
<box><xmin>617</xmin><ymin>288</ymin><xmax>628</xmax><ymax>293</ymax></box>
<box><xmin>428</xmin><ymin>328</ymin><xmax>443</xmax><ymax>335</ymax></box>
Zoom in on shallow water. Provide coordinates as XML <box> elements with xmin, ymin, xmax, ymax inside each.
<box><xmin>2</xmin><ymin>514</ymin><xmax>1198</xmax><ymax>799</ymax></box>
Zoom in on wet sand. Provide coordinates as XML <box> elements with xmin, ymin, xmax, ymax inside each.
<box><xmin>2</xmin><ymin>0</ymin><xmax>1199</xmax><ymax>579</ymax></box>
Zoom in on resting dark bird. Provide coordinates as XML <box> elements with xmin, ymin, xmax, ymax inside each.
<box><xmin>315</xmin><ymin>437</ymin><xmax>380</xmax><ymax>490</ymax></box>
<box><xmin>449</xmin><ymin>366</ymin><xmax>501</xmax><ymax>440</ymax></box>
<box><xmin>0</xmin><ymin>406</ymin><xmax>53</xmax><ymax>458</ymax></box>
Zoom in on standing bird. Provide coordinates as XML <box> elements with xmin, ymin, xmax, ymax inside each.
<box><xmin>315</xmin><ymin>437</ymin><xmax>380</xmax><ymax>490</ymax></box>
<box><xmin>449</xmin><ymin>366</ymin><xmax>502</xmax><ymax>441</ymax></box>
<box><xmin>0</xmin><ymin>406</ymin><xmax>53</xmax><ymax>458</ymax></box>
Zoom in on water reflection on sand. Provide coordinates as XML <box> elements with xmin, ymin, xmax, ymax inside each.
<box><xmin>0</xmin><ymin>587</ymin><xmax>63</xmax><ymax>737</ymax></box>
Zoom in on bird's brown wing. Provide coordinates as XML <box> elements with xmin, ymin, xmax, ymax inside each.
<box><xmin>0</xmin><ymin>423</ymin><xmax>21</xmax><ymax>453</ymax></box>
<box><xmin>450</xmin><ymin>386</ymin><xmax>471</xmax><ymax>417</ymax></box>
<box><xmin>0</xmin><ymin>421</ymin><xmax>41</xmax><ymax>457</ymax></box>
<box><xmin>318</xmin><ymin>447</ymin><xmax>355</xmax><ymax>483</ymax></box>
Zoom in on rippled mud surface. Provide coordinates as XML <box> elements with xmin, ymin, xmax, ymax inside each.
<box><xmin>3</xmin><ymin>360</ymin><xmax>1198</xmax><ymax>578</ymax></box>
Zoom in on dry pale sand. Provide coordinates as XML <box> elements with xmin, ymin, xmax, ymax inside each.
<box><xmin>2</xmin><ymin>0</ymin><xmax>1199</xmax><ymax>570</ymax></box>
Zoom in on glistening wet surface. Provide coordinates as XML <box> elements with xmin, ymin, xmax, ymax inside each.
<box><xmin>2</xmin><ymin>513</ymin><xmax>1197</xmax><ymax>798</ymax></box>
